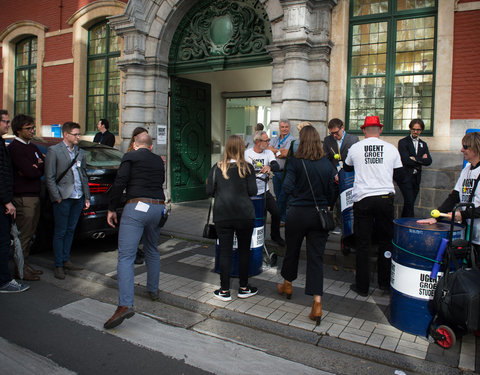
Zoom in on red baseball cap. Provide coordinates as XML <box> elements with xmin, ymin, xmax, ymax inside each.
<box><xmin>361</xmin><ymin>116</ymin><xmax>383</xmax><ymax>129</ymax></box>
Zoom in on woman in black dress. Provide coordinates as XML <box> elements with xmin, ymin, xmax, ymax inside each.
<box><xmin>206</xmin><ymin>135</ymin><xmax>258</xmax><ymax>301</ymax></box>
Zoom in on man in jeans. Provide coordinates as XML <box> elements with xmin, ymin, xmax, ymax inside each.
<box><xmin>45</xmin><ymin>122</ymin><xmax>90</xmax><ymax>280</ymax></box>
<box><xmin>0</xmin><ymin>109</ymin><xmax>29</xmax><ymax>293</ymax></box>
<box><xmin>104</xmin><ymin>133</ymin><xmax>166</xmax><ymax>330</ymax></box>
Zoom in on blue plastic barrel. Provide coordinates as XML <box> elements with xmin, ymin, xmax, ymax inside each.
<box><xmin>390</xmin><ymin>218</ymin><xmax>464</xmax><ymax>336</ymax></box>
<box><xmin>338</xmin><ymin>168</ymin><xmax>355</xmax><ymax>238</ymax></box>
<box><xmin>215</xmin><ymin>194</ymin><xmax>265</xmax><ymax>277</ymax></box>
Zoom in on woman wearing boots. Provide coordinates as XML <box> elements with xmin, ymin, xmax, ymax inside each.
<box><xmin>277</xmin><ymin>126</ymin><xmax>336</xmax><ymax>325</ymax></box>
<box><xmin>206</xmin><ymin>135</ymin><xmax>258</xmax><ymax>301</ymax></box>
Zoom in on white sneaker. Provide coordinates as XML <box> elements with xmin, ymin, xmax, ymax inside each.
<box><xmin>0</xmin><ymin>279</ymin><xmax>30</xmax><ymax>293</ymax></box>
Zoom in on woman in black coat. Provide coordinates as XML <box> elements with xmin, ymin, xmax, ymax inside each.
<box><xmin>277</xmin><ymin>126</ymin><xmax>337</xmax><ymax>325</ymax></box>
<box><xmin>206</xmin><ymin>135</ymin><xmax>258</xmax><ymax>301</ymax></box>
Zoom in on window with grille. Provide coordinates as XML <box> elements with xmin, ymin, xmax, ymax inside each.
<box><xmin>347</xmin><ymin>0</ymin><xmax>436</xmax><ymax>134</ymax></box>
<box><xmin>15</xmin><ymin>37</ymin><xmax>37</xmax><ymax>117</ymax></box>
<box><xmin>86</xmin><ymin>21</ymin><xmax>120</xmax><ymax>133</ymax></box>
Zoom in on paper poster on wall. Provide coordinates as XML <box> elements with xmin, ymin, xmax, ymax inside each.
<box><xmin>157</xmin><ymin>125</ymin><xmax>167</xmax><ymax>145</ymax></box>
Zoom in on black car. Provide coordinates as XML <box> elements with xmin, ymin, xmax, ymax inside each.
<box><xmin>7</xmin><ymin>137</ymin><xmax>125</xmax><ymax>250</ymax></box>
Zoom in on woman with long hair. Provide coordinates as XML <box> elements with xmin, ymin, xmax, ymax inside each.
<box><xmin>127</xmin><ymin>127</ymin><xmax>148</xmax><ymax>152</ymax></box>
<box><xmin>206</xmin><ymin>135</ymin><xmax>258</xmax><ymax>301</ymax></box>
<box><xmin>277</xmin><ymin>126</ymin><xmax>337</xmax><ymax>324</ymax></box>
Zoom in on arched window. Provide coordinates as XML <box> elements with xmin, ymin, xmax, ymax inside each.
<box><xmin>15</xmin><ymin>37</ymin><xmax>37</xmax><ymax>116</ymax></box>
<box><xmin>86</xmin><ymin>21</ymin><xmax>120</xmax><ymax>133</ymax></box>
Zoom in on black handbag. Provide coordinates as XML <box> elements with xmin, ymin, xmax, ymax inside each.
<box><xmin>301</xmin><ymin>160</ymin><xmax>335</xmax><ymax>232</ymax></box>
<box><xmin>203</xmin><ymin>166</ymin><xmax>217</xmax><ymax>239</ymax></box>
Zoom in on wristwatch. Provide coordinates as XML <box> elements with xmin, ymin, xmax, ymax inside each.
<box><xmin>276</xmin><ymin>151</ymin><xmax>281</xmax><ymax>157</ymax></box>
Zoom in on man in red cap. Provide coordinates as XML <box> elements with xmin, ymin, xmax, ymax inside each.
<box><xmin>344</xmin><ymin>116</ymin><xmax>403</xmax><ymax>297</ymax></box>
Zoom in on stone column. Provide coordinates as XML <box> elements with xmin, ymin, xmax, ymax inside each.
<box><xmin>267</xmin><ymin>0</ymin><xmax>336</xmax><ymax>137</ymax></box>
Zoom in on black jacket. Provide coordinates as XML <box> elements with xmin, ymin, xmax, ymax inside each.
<box><xmin>283</xmin><ymin>157</ymin><xmax>336</xmax><ymax>208</ymax></box>
<box><xmin>398</xmin><ymin>135</ymin><xmax>432</xmax><ymax>175</ymax></box>
<box><xmin>93</xmin><ymin>130</ymin><xmax>115</xmax><ymax>147</ymax></box>
<box><xmin>206</xmin><ymin>163</ymin><xmax>257</xmax><ymax>223</ymax></box>
<box><xmin>323</xmin><ymin>132</ymin><xmax>359</xmax><ymax>168</ymax></box>
<box><xmin>0</xmin><ymin>137</ymin><xmax>13</xmax><ymax>205</ymax></box>
<box><xmin>109</xmin><ymin>148</ymin><xmax>165</xmax><ymax>210</ymax></box>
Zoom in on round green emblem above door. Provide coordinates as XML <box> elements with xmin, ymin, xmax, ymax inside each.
<box><xmin>210</xmin><ymin>15</ymin><xmax>233</xmax><ymax>46</ymax></box>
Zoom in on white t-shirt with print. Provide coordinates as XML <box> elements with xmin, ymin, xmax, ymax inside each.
<box><xmin>454</xmin><ymin>163</ymin><xmax>480</xmax><ymax>244</ymax></box>
<box><xmin>345</xmin><ymin>137</ymin><xmax>402</xmax><ymax>202</ymax></box>
<box><xmin>245</xmin><ymin>148</ymin><xmax>276</xmax><ymax>194</ymax></box>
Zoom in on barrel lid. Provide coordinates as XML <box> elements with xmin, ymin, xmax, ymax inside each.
<box><xmin>393</xmin><ymin>218</ymin><xmax>464</xmax><ymax>232</ymax></box>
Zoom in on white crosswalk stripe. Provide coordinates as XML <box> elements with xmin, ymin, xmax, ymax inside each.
<box><xmin>52</xmin><ymin>298</ymin><xmax>333</xmax><ymax>375</ymax></box>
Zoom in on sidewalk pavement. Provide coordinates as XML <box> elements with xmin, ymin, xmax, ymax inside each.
<box><xmin>32</xmin><ymin>199</ymin><xmax>477</xmax><ymax>374</ymax></box>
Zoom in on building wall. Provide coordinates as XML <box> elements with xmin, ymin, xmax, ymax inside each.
<box><xmin>0</xmin><ymin>0</ymin><xmax>127</xmax><ymax>135</ymax></box>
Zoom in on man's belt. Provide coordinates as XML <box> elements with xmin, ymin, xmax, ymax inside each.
<box><xmin>126</xmin><ymin>198</ymin><xmax>165</xmax><ymax>205</ymax></box>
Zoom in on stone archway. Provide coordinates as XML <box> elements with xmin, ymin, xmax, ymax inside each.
<box><xmin>109</xmin><ymin>0</ymin><xmax>337</xmax><ymax>198</ymax></box>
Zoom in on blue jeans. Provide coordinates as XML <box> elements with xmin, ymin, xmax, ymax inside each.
<box><xmin>117</xmin><ymin>202</ymin><xmax>164</xmax><ymax>307</ymax></box>
<box><xmin>53</xmin><ymin>198</ymin><xmax>84</xmax><ymax>267</ymax></box>
<box><xmin>0</xmin><ymin>210</ymin><xmax>12</xmax><ymax>286</ymax></box>
<box><xmin>272</xmin><ymin>171</ymin><xmax>286</xmax><ymax>222</ymax></box>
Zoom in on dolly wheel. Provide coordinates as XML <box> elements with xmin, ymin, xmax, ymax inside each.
<box><xmin>436</xmin><ymin>325</ymin><xmax>456</xmax><ymax>348</ymax></box>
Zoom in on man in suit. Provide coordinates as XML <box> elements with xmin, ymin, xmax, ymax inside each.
<box><xmin>93</xmin><ymin>118</ymin><xmax>115</xmax><ymax>147</ymax></box>
<box><xmin>397</xmin><ymin>119</ymin><xmax>432</xmax><ymax>217</ymax></box>
<box><xmin>323</xmin><ymin>118</ymin><xmax>359</xmax><ymax>233</ymax></box>
<box><xmin>45</xmin><ymin>122</ymin><xmax>90</xmax><ymax>279</ymax></box>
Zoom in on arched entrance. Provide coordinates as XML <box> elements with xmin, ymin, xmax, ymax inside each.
<box><xmin>168</xmin><ymin>0</ymin><xmax>273</xmax><ymax>202</ymax></box>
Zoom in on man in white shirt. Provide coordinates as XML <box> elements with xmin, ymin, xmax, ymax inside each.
<box><xmin>245</xmin><ymin>131</ymin><xmax>284</xmax><ymax>246</ymax></box>
<box><xmin>345</xmin><ymin>116</ymin><xmax>403</xmax><ymax>297</ymax></box>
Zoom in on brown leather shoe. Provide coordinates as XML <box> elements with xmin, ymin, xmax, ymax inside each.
<box><xmin>104</xmin><ymin>306</ymin><xmax>135</xmax><ymax>329</ymax></box>
<box><xmin>277</xmin><ymin>280</ymin><xmax>293</xmax><ymax>299</ymax></box>
<box><xmin>26</xmin><ymin>264</ymin><xmax>43</xmax><ymax>275</ymax></box>
<box><xmin>54</xmin><ymin>267</ymin><xmax>66</xmax><ymax>280</ymax></box>
<box><xmin>309</xmin><ymin>300</ymin><xmax>322</xmax><ymax>326</ymax></box>
<box><xmin>21</xmin><ymin>268</ymin><xmax>40</xmax><ymax>281</ymax></box>
<box><xmin>63</xmin><ymin>261</ymin><xmax>83</xmax><ymax>271</ymax></box>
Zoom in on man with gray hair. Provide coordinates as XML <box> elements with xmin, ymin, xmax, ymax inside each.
<box><xmin>245</xmin><ymin>131</ymin><xmax>284</xmax><ymax>246</ymax></box>
<box><xmin>269</xmin><ymin>119</ymin><xmax>296</xmax><ymax>224</ymax></box>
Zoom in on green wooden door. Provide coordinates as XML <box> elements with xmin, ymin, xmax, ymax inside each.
<box><xmin>170</xmin><ymin>77</ymin><xmax>211</xmax><ymax>202</ymax></box>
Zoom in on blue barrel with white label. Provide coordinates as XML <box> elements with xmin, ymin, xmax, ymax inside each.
<box><xmin>338</xmin><ymin>168</ymin><xmax>355</xmax><ymax>238</ymax></box>
<box><xmin>390</xmin><ymin>218</ymin><xmax>464</xmax><ymax>336</ymax></box>
<box><xmin>215</xmin><ymin>194</ymin><xmax>264</xmax><ymax>277</ymax></box>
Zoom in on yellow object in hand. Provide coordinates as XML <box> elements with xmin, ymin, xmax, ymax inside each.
<box><xmin>256</xmin><ymin>161</ymin><xmax>263</xmax><ymax>168</ymax></box>
<box><xmin>431</xmin><ymin>209</ymin><xmax>440</xmax><ymax>218</ymax></box>
<box><xmin>334</xmin><ymin>154</ymin><xmax>340</xmax><ymax>160</ymax></box>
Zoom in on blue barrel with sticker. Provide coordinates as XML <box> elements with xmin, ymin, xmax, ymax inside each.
<box><xmin>390</xmin><ymin>218</ymin><xmax>464</xmax><ymax>336</ymax></box>
<box><xmin>215</xmin><ymin>194</ymin><xmax>265</xmax><ymax>277</ymax></box>
<box><xmin>338</xmin><ymin>168</ymin><xmax>355</xmax><ymax>238</ymax></box>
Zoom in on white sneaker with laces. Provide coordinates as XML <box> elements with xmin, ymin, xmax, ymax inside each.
<box><xmin>0</xmin><ymin>279</ymin><xmax>30</xmax><ymax>293</ymax></box>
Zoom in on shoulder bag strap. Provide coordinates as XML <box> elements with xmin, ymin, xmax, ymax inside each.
<box><xmin>56</xmin><ymin>152</ymin><xmax>79</xmax><ymax>184</ymax></box>
<box><xmin>301</xmin><ymin>159</ymin><xmax>319</xmax><ymax>211</ymax></box>
<box><xmin>206</xmin><ymin>165</ymin><xmax>217</xmax><ymax>224</ymax></box>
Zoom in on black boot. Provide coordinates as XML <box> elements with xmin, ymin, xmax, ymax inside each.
<box><xmin>134</xmin><ymin>248</ymin><xmax>145</xmax><ymax>265</ymax></box>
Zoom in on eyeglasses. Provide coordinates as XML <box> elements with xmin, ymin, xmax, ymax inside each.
<box><xmin>1</xmin><ymin>120</ymin><xmax>10</xmax><ymax>125</ymax></box>
<box><xmin>69</xmin><ymin>133</ymin><xmax>81</xmax><ymax>137</ymax></box>
<box><xmin>463</xmin><ymin>145</ymin><xmax>469</xmax><ymax>150</ymax></box>
<box><xmin>22</xmin><ymin>126</ymin><xmax>35</xmax><ymax>132</ymax></box>
<box><xmin>411</xmin><ymin>128</ymin><xmax>422</xmax><ymax>132</ymax></box>
<box><xmin>330</xmin><ymin>129</ymin><xmax>341</xmax><ymax>136</ymax></box>
<box><xmin>261</xmin><ymin>139</ymin><xmax>271</xmax><ymax>143</ymax></box>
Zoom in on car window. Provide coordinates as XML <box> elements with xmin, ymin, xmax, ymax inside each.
<box><xmin>83</xmin><ymin>147</ymin><xmax>123</xmax><ymax>168</ymax></box>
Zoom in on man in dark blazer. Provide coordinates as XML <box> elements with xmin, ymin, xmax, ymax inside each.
<box><xmin>45</xmin><ymin>122</ymin><xmax>90</xmax><ymax>279</ymax></box>
<box><xmin>93</xmin><ymin>118</ymin><xmax>115</xmax><ymax>147</ymax></box>
<box><xmin>323</xmin><ymin>118</ymin><xmax>359</xmax><ymax>233</ymax></box>
<box><xmin>397</xmin><ymin>119</ymin><xmax>432</xmax><ymax>217</ymax></box>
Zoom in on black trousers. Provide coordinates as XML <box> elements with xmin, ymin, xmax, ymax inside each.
<box><xmin>265</xmin><ymin>190</ymin><xmax>281</xmax><ymax>239</ymax></box>
<box><xmin>215</xmin><ymin>219</ymin><xmax>254</xmax><ymax>290</ymax></box>
<box><xmin>399</xmin><ymin>173</ymin><xmax>421</xmax><ymax>218</ymax></box>
<box><xmin>0</xmin><ymin>210</ymin><xmax>12</xmax><ymax>286</ymax></box>
<box><xmin>353</xmin><ymin>195</ymin><xmax>394</xmax><ymax>293</ymax></box>
<box><xmin>281</xmin><ymin>206</ymin><xmax>328</xmax><ymax>296</ymax></box>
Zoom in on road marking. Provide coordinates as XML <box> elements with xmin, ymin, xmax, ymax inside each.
<box><xmin>0</xmin><ymin>337</ymin><xmax>75</xmax><ymax>375</ymax></box>
<box><xmin>105</xmin><ymin>243</ymin><xmax>202</xmax><ymax>277</ymax></box>
<box><xmin>52</xmin><ymin>298</ymin><xmax>332</xmax><ymax>375</ymax></box>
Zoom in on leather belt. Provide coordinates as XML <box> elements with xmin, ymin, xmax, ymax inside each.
<box><xmin>126</xmin><ymin>198</ymin><xmax>165</xmax><ymax>205</ymax></box>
